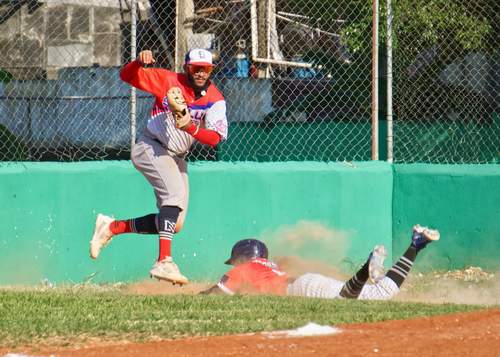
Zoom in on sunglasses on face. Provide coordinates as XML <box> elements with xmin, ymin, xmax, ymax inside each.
<box><xmin>187</xmin><ymin>64</ymin><xmax>213</xmax><ymax>75</ymax></box>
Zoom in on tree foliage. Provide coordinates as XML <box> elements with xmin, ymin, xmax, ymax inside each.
<box><xmin>339</xmin><ymin>0</ymin><xmax>494</xmax><ymax>57</ymax></box>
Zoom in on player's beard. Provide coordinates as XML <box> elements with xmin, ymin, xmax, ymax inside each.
<box><xmin>187</xmin><ymin>73</ymin><xmax>210</xmax><ymax>97</ymax></box>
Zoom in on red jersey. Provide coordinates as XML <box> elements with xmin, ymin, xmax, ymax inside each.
<box><xmin>120</xmin><ymin>60</ymin><xmax>228</xmax><ymax>155</ymax></box>
<box><xmin>217</xmin><ymin>258</ymin><xmax>288</xmax><ymax>295</ymax></box>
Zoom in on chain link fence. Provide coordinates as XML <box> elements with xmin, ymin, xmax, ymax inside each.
<box><xmin>391</xmin><ymin>0</ymin><xmax>499</xmax><ymax>163</ymax></box>
<box><xmin>0</xmin><ymin>0</ymin><xmax>498</xmax><ymax>163</ymax></box>
<box><xmin>0</xmin><ymin>0</ymin><xmax>138</xmax><ymax>161</ymax></box>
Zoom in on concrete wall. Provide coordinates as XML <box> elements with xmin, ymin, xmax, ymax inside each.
<box><xmin>1</xmin><ymin>161</ymin><xmax>498</xmax><ymax>286</ymax></box>
<box><xmin>0</xmin><ymin>161</ymin><xmax>392</xmax><ymax>285</ymax></box>
<box><xmin>392</xmin><ymin>164</ymin><xmax>500</xmax><ymax>271</ymax></box>
<box><xmin>0</xmin><ymin>1</ymin><xmax>130</xmax><ymax>79</ymax></box>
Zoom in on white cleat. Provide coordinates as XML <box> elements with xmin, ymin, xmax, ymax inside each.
<box><xmin>369</xmin><ymin>245</ymin><xmax>387</xmax><ymax>284</ymax></box>
<box><xmin>89</xmin><ymin>214</ymin><xmax>114</xmax><ymax>259</ymax></box>
<box><xmin>423</xmin><ymin>227</ymin><xmax>440</xmax><ymax>242</ymax></box>
<box><xmin>150</xmin><ymin>257</ymin><xmax>189</xmax><ymax>285</ymax></box>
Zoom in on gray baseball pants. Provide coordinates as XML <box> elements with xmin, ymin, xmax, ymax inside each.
<box><xmin>131</xmin><ymin>134</ymin><xmax>189</xmax><ymax>223</ymax></box>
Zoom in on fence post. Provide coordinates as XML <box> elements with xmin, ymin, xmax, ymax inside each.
<box><xmin>386</xmin><ymin>0</ymin><xmax>393</xmax><ymax>162</ymax></box>
<box><xmin>130</xmin><ymin>0</ymin><xmax>137</xmax><ymax>150</ymax></box>
<box><xmin>371</xmin><ymin>0</ymin><xmax>379</xmax><ymax>160</ymax></box>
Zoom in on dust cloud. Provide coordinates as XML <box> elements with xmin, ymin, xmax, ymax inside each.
<box><xmin>121</xmin><ymin>266</ymin><xmax>500</xmax><ymax>306</ymax></box>
<box><xmin>260</xmin><ymin>220</ymin><xmax>354</xmax><ymax>276</ymax></box>
<box><xmin>5</xmin><ymin>218</ymin><xmax>497</xmax><ymax>306</ymax></box>
<box><xmin>396</xmin><ymin>268</ymin><xmax>500</xmax><ymax>306</ymax></box>
<box><xmin>274</xmin><ymin>255</ymin><xmax>349</xmax><ymax>281</ymax></box>
<box><xmin>123</xmin><ymin>280</ymin><xmax>211</xmax><ymax>295</ymax></box>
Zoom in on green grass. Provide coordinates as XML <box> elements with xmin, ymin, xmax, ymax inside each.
<box><xmin>0</xmin><ymin>288</ymin><xmax>487</xmax><ymax>348</ymax></box>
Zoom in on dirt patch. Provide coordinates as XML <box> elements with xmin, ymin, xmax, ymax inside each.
<box><xmin>395</xmin><ymin>269</ymin><xmax>500</xmax><ymax>305</ymax></box>
<box><xmin>121</xmin><ymin>264</ymin><xmax>500</xmax><ymax>306</ymax></box>
<box><xmin>123</xmin><ymin>280</ymin><xmax>211</xmax><ymax>295</ymax></box>
<box><xmin>120</xmin><ymin>254</ymin><xmax>350</xmax><ymax>296</ymax></box>
<box><xmin>5</xmin><ymin>309</ymin><xmax>499</xmax><ymax>357</ymax></box>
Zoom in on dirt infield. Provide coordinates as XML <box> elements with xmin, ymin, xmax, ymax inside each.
<box><xmin>10</xmin><ymin>308</ymin><xmax>498</xmax><ymax>357</ymax></box>
<box><xmin>121</xmin><ymin>261</ymin><xmax>500</xmax><ymax>306</ymax></box>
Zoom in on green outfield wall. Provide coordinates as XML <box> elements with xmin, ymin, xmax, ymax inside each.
<box><xmin>0</xmin><ymin>161</ymin><xmax>498</xmax><ymax>285</ymax></box>
<box><xmin>0</xmin><ymin>161</ymin><xmax>393</xmax><ymax>285</ymax></box>
<box><xmin>392</xmin><ymin>164</ymin><xmax>500</xmax><ymax>271</ymax></box>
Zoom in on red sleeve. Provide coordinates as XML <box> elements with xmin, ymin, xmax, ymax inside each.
<box><xmin>119</xmin><ymin>60</ymin><xmax>169</xmax><ymax>99</ymax></box>
<box><xmin>185</xmin><ymin>124</ymin><xmax>221</xmax><ymax>147</ymax></box>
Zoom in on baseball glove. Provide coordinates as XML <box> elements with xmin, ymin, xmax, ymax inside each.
<box><xmin>166</xmin><ymin>87</ymin><xmax>192</xmax><ymax>130</ymax></box>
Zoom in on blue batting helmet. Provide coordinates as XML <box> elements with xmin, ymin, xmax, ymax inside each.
<box><xmin>225</xmin><ymin>238</ymin><xmax>269</xmax><ymax>265</ymax></box>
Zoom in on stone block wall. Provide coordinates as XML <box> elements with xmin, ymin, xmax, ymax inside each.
<box><xmin>0</xmin><ymin>1</ymin><xmax>129</xmax><ymax>79</ymax></box>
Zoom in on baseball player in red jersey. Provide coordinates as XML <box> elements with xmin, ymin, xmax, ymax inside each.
<box><xmin>89</xmin><ymin>48</ymin><xmax>228</xmax><ymax>285</ymax></box>
<box><xmin>201</xmin><ymin>239</ymin><xmax>290</xmax><ymax>295</ymax></box>
<box><xmin>201</xmin><ymin>225</ymin><xmax>440</xmax><ymax>299</ymax></box>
